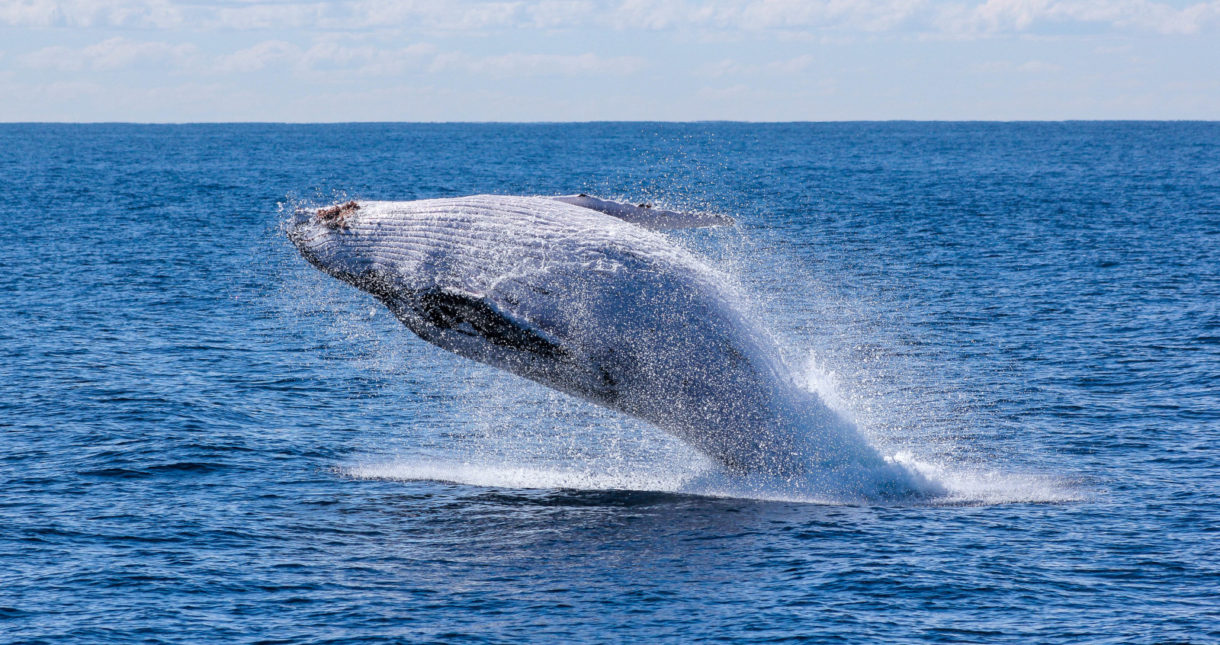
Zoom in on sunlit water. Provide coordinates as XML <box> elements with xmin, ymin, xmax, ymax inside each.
<box><xmin>2</xmin><ymin>123</ymin><xmax>1217</xmax><ymax>642</ymax></box>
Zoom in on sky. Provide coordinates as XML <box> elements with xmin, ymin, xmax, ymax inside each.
<box><xmin>2</xmin><ymin>0</ymin><xmax>1219</xmax><ymax>121</ymax></box>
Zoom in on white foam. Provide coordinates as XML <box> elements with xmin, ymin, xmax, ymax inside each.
<box><xmin>341</xmin><ymin>453</ymin><xmax>1083</xmax><ymax>506</ymax></box>
<box><xmin>343</xmin><ymin>459</ymin><xmax>699</xmax><ymax>496</ymax></box>
<box><xmin>891</xmin><ymin>452</ymin><xmax>1088</xmax><ymax>505</ymax></box>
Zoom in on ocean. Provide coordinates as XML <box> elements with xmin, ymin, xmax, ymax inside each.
<box><xmin>1</xmin><ymin>122</ymin><xmax>1217</xmax><ymax>643</ymax></box>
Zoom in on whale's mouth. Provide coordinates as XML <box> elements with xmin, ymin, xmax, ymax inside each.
<box><xmin>286</xmin><ymin>204</ymin><xmax>368</xmax><ymax>289</ymax></box>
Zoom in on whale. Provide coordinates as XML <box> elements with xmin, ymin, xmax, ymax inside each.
<box><xmin>289</xmin><ymin>194</ymin><xmax>929</xmax><ymax>494</ymax></box>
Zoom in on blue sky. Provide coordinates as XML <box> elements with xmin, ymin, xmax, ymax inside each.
<box><xmin>3</xmin><ymin>0</ymin><xmax>1218</xmax><ymax>121</ymax></box>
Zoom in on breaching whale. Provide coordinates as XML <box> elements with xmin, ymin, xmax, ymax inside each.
<box><xmin>289</xmin><ymin>194</ymin><xmax>928</xmax><ymax>494</ymax></box>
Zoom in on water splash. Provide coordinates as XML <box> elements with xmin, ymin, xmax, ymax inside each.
<box><xmin>284</xmin><ymin>196</ymin><xmax>1079</xmax><ymax>506</ymax></box>
<box><xmin>342</xmin><ymin>455</ymin><xmax>1084</xmax><ymax>506</ymax></box>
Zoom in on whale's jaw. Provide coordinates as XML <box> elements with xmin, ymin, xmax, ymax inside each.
<box><xmin>287</xmin><ymin>206</ymin><xmax>379</xmax><ymax>294</ymax></box>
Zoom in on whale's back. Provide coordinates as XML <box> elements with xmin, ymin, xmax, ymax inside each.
<box><xmin>341</xmin><ymin>195</ymin><xmax>716</xmax><ymax>296</ymax></box>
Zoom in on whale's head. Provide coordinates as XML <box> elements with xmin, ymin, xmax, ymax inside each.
<box><xmin>287</xmin><ymin>201</ymin><xmax>394</xmax><ymax>297</ymax></box>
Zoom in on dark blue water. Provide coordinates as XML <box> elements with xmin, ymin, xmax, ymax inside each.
<box><xmin>2</xmin><ymin>123</ymin><xmax>1218</xmax><ymax>643</ymax></box>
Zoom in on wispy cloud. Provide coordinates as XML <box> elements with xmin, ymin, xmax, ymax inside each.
<box><xmin>303</xmin><ymin>42</ymin><xmax>436</xmax><ymax>75</ymax></box>
<box><xmin>934</xmin><ymin>0</ymin><xmax>1220</xmax><ymax>36</ymax></box>
<box><xmin>699</xmin><ymin>54</ymin><xmax>815</xmax><ymax>78</ymax></box>
<box><xmin>1</xmin><ymin>0</ymin><xmax>183</xmax><ymax>28</ymax></box>
<box><xmin>4</xmin><ymin>1</ymin><xmax>1219</xmax><ymax>121</ymax></box>
<box><xmin>212</xmin><ymin>40</ymin><xmax>299</xmax><ymax>73</ymax></box>
<box><xmin>212</xmin><ymin>41</ymin><xmax>637</xmax><ymax>78</ymax></box>
<box><xmin>22</xmin><ymin>37</ymin><xmax>196</xmax><ymax>71</ymax></box>
<box><xmin>6</xmin><ymin>0</ymin><xmax>1220</xmax><ymax>36</ymax></box>
<box><xmin>973</xmin><ymin>59</ymin><xmax>1064</xmax><ymax>73</ymax></box>
<box><xmin>208</xmin><ymin>3</ymin><xmax>329</xmax><ymax>31</ymax></box>
<box><xmin>696</xmin><ymin>83</ymin><xmax>754</xmax><ymax>101</ymax></box>
<box><xmin>22</xmin><ymin>35</ymin><xmax>635</xmax><ymax>79</ymax></box>
<box><xmin>431</xmin><ymin>51</ymin><xmax>646</xmax><ymax>76</ymax></box>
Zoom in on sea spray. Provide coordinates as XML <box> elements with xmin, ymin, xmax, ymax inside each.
<box><xmin>287</xmin><ymin>194</ymin><xmax>1076</xmax><ymax>504</ymax></box>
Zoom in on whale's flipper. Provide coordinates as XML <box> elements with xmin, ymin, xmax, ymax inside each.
<box><xmin>550</xmin><ymin>194</ymin><xmax>734</xmax><ymax>229</ymax></box>
<box><xmin>399</xmin><ymin>287</ymin><xmax>566</xmax><ymax>360</ymax></box>
<box><xmin>389</xmin><ymin>286</ymin><xmax>619</xmax><ymax>404</ymax></box>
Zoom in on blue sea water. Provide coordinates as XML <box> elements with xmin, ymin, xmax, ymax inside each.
<box><xmin>1</xmin><ymin>122</ymin><xmax>1218</xmax><ymax>643</ymax></box>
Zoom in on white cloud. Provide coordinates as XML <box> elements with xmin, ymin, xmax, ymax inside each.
<box><xmin>973</xmin><ymin>58</ymin><xmax>1063</xmax><ymax>72</ymax></box>
<box><xmin>700</xmin><ymin>54</ymin><xmax>815</xmax><ymax>77</ymax></box>
<box><xmin>0</xmin><ymin>0</ymin><xmax>59</xmax><ymax>26</ymax></box>
<box><xmin>936</xmin><ymin>0</ymin><xmax>1220</xmax><ymax>36</ymax></box>
<box><xmin>38</xmin><ymin>79</ymin><xmax>103</xmax><ymax>96</ymax></box>
<box><xmin>1076</xmin><ymin>0</ymin><xmax>1220</xmax><ymax>35</ymax></box>
<box><xmin>524</xmin><ymin>0</ymin><xmax>598</xmax><ymax>28</ymax></box>
<box><xmin>607</xmin><ymin>0</ymin><xmax>718</xmax><ymax>30</ymax></box>
<box><xmin>575</xmin><ymin>0</ymin><xmax>1220</xmax><ymax>36</ymax></box>
<box><xmin>213</xmin><ymin>40</ymin><xmax>300</xmax><ymax>73</ymax></box>
<box><xmin>300</xmin><ymin>41</ymin><xmax>436</xmax><ymax>75</ymax></box>
<box><xmin>432</xmin><ymin>51</ymin><xmax>646</xmax><ymax>76</ymax></box>
<box><xmin>1017</xmin><ymin>59</ymin><xmax>1061</xmax><ymax>72</ymax></box>
<box><xmin>22</xmin><ymin>37</ymin><xmax>196</xmax><ymax>71</ymax></box>
<box><xmin>338</xmin><ymin>0</ymin><xmax>524</xmax><ymax>31</ymax></box>
<box><xmin>696</xmin><ymin>83</ymin><xmax>753</xmax><ymax>101</ymax></box>
<box><xmin>209</xmin><ymin>3</ymin><xmax>328</xmax><ymax>30</ymax></box>
<box><xmin>730</xmin><ymin>0</ymin><xmax>927</xmax><ymax>32</ymax></box>
<box><xmin>700</xmin><ymin>59</ymin><xmax>743</xmax><ymax>78</ymax></box>
<box><xmin>213</xmin><ymin>40</ymin><xmax>435</xmax><ymax>75</ymax></box>
<box><xmin>20</xmin><ymin>34</ymin><xmax>635</xmax><ymax>80</ymax></box>
<box><xmin>4</xmin><ymin>0</ymin><xmax>1219</xmax><ymax>36</ymax></box>
<box><xmin>768</xmin><ymin>53</ymin><xmax>815</xmax><ymax>74</ymax></box>
<box><xmin>0</xmin><ymin>0</ymin><xmax>182</xmax><ymax>28</ymax></box>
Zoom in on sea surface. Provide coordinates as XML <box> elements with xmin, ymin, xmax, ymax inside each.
<box><xmin>1</xmin><ymin>122</ymin><xmax>1217</xmax><ymax>643</ymax></box>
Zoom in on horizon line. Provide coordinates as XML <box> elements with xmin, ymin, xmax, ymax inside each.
<box><xmin>3</xmin><ymin>119</ymin><xmax>1219</xmax><ymax>126</ymax></box>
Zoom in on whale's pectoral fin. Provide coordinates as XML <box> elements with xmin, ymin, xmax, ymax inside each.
<box><xmin>391</xmin><ymin>286</ymin><xmax>619</xmax><ymax>404</ymax></box>
<box><xmin>550</xmin><ymin>194</ymin><xmax>734</xmax><ymax>229</ymax></box>
<box><xmin>406</xmin><ymin>287</ymin><xmax>567</xmax><ymax>360</ymax></box>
